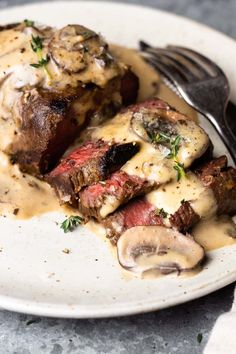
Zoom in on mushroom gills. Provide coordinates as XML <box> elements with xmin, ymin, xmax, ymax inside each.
<box><xmin>49</xmin><ymin>25</ymin><xmax>114</xmax><ymax>75</ymax></box>
<box><xmin>117</xmin><ymin>225</ymin><xmax>204</xmax><ymax>276</ymax></box>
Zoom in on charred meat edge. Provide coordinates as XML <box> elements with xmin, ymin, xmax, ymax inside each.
<box><xmin>103</xmin><ymin>156</ymin><xmax>236</xmax><ymax>244</ymax></box>
<box><xmin>46</xmin><ymin>140</ymin><xmax>139</xmax><ymax>206</ymax></box>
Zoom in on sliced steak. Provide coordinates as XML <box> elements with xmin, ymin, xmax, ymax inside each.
<box><xmin>103</xmin><ymin>198</ymin><xmax>163</xmax><ymax>245</ymax></box>
<box><xmin>169</xmin><ymin>201</ymin><xmax>200</xmax><ymax>232</ymax></box>
<box><xmin>79</xmin><ymin>170</ymin><xmax>153</xmax><ymax>220</ymax></box>
<box><xmin>103</xmin><ymin>156</ymin><xmax>236</xmax><ymax>243</ymax></box>
<box><xmin>46</xmin><ymin>140</ymin><xmax>139</xmax><ymax>205</ymax></box>
<box><xmin>196</xmin><ymin>156</ymin><xmax>236</xmax><ymax>215</ymax></box>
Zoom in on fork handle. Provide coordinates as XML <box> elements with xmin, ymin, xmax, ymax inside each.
<box><xmin>206</xmin><ymin>111</ymin><xmax>236</xmax><ymax>165</ymax></box>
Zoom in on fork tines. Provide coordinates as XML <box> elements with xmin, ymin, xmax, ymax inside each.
<box><xmin>139</xmin><ymin>40</ymin><xmax>224</xmax><ymax>85</ymax></box>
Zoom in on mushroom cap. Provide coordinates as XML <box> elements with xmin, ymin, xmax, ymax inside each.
<box><xmin>49</xmin><ymin>24</ymin><xmax>110</xmax><ymax>73</ymax></box>
<box><xmin>130</xmin><ymin>107</ymin><xmax>209</xmax><ymax>167</ymax></box>
<box><xmin>117</xmin><ymin>225</ymin><xmax>205</xmax><ymax>275</ymax></box>
<box><xmin>131</xmin><ymin>108</ymin><xmax>183</xmax><ymax>143</ymax></box>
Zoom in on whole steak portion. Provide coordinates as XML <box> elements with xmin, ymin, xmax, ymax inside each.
<box><xmin>46</xmin><ymin>140</ymin><xmax>139</xmax><ymax>206</ymax></box>
<box><xmin>10</xmin><ymin>87</ymin><xmax>90</xmax><ymax>175</ymax></box>
<box><xmin>0</xmin><ymin>22</ymin><xmax>138</xmax><ymax>176</ymax></box>
<box><xmin>103</xmin><ymin>156</ymin><xmax>236</xmax><ymax>244</ymax></box>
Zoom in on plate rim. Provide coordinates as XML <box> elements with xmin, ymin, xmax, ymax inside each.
<box><xmin>0</xmin><ymin>262</ymin><xmax>235</xmax><ymax>318</ymax></box>
<box><xmin>0</xmin><ymin>0</ymin><xmax>236</xmax><ymax>318</ymax></box>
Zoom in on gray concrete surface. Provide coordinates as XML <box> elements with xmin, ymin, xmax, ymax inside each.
<box><xmin>0</xmin><ymin>0</ymin><xmax>236</xmax><ymax>353</ymax></box>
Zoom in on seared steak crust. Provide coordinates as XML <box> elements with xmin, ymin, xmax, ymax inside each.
<box><xmin>0</xmin><ymin>23</ymin><xmax>19</xmax><ymax>31</ymax></box>
<box><xmin>196</xmin><ymin>156</ymin><xmax>236</xmax><ymax>215</ymax></box>
<box><xmin>47</xmin><ymin>140</ymin><xmax>139</xmax><ymax>205</ymax></box>
<box><xmin>120</xmin><ymin>97</ymin><xmax>170</xmax><ymax>115</ymax></box>
<box><xmin>9</xmin><ymin>75</ymin><xmax>126</xmax><ymax>176</ymax></box>
<box><xmin>79</xmin><ymin>170</ymin><xmax>153</xmax><ymax>220</ymax></box>
<box><xmin>169</xmin><ymin>201</ymin><xmax>200</xmax><ymax>232</ymax></box>
<box><xmin>9</xmin><ymin>88</ymin><xmax>82</xmax><ymax>176</ymax></box>
<box><xmin>103</xmin><ymin>156</ymin><xmax>236</xmax><ymax>243</ymax></box>
<box><xmin>168</xmin><ymin>156</ymin><xmax>236</xmax><ymax>229</ymax></box>
<box><xmin>196</xmin><ymin>155</ymin><xmax>227</xmax><ymax>177</ymax></box>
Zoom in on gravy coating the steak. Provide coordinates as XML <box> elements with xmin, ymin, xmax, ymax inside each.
<box><xmin>46</xmin><ymin>140</ymin><xmax>139</xmax><ymax>205</ymax></box>
<box><xmin>79</xmin><ymin>170</ymin><xmax>154</xmax><ymax>220</ymax></box>
<box><xmin>103</xmin><ymin>156</ymin><xmax>236</xmax><ymax>244</ymax></box>
<box><xmin>0</xmin><ymin>22</ymin><xmax>138</xmax><ymax>175</ymax></box>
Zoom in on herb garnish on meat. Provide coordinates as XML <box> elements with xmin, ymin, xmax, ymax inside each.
<box><xmin>60</xmin><ymin>216</ymin><xmax>84</xmax><ymax>233</ymax></box>
<box><xmin>156</xmin><ymin>208</ymin><xmax>168</xmax><ymax>218</ymax></box>
<box><xmin>30</xmin><ymin>35</ymin><xmax>51</xmax><ymax>80</ymax></box>
<box><xmin>24</xmin><ymin>19</ymin><xmax>35</xmax><ymax>27</ymax></box>
<box><xmin>174</xmin><ymin>161</ymin><xmax>186</xmax><ymax>181</ymax></box>
<box><xmin>152</xmin><ymin>132</ymin><xmax>186</xmax><ymax>181</ymax></box>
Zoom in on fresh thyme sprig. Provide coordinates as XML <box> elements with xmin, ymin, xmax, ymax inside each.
<box><xmin>156</xmin><ymin>208</ymin><xmax>169</xmax><ymax>218</ymax></box>
<box><xmin>166</xmin><ymin>134</ymin><xmax>181</xmax><ymax>159</ymax></box>
<box><xmin>151</xmin><ymin>132</ymin><xmax>186</xmax><ymax>181</ymax></box>
<box><xmin>30</xmin><ymin>35</ymin><xmax>51</xmax><ymax>80</ymax></box>
<box><xmin>151</xmin><ymin>132</ymin><xmax>170</xmax><ymax>144</ymax></box>
<box><xmin>24</xmin><ymin>19</ymin><xmax>34</xmax><ymax>27</ymax></box>
<box><xmin>60</xmin><ymin>216</ymin><xmax>84</xmax><ymax>233</ymax></box>
<box><xmin>174</xmin><ymin>162</ymin><xmax>186</xmax><ymax>181</ymax></box>
<box><xmin>30</xmin><ymin>35</ymin><xmax>43</xmax><ymax>52</ymax></box>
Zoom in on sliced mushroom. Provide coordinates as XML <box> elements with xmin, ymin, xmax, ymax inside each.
<box><xmin>130</xmin><ymin>107</ymin><xmax>209</xmax><ymax>167</ymax></box>
<box><xmin>131</xmin><ymin>108</ymin><xmax>180</xmax><ymax>143</ymax></box>
<box><xmin>117</xmin><ymin>225</ymin><xmax>204</xmax><ymax>275</ymax></box>
<box><xmin>49</xmin><ymin>25</ymin><xmax>109</xmax><ymax>73</ymax></box>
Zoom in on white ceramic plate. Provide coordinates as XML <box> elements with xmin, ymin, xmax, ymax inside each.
<box><xmin>0</xmin><ymin>1</ymin><xmax>236</xmax><ymax>318</ymax></box>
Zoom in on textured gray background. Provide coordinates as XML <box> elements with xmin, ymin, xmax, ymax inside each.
<box><xmin>0</xmin><ymin>0</ymin><xmax>236</xmax><ymax>353</ymax></box>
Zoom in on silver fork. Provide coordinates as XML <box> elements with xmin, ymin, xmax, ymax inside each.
<box><xmin>139</xmin><ymin>41</ymin><xmax>236</xmax><ymax>164</ymax></box>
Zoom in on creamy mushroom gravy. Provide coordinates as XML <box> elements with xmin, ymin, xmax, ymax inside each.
<box><xmin>0</xmin><ymin>151</ymin><xmax>59</xmax><ymax>218</ymax></box>
<box><xmin>110</xmin><ymin>45</ymin><xmax>199</xmax><ymax>120</ymax></box>
<box><xmin>192</xmin><ymin>216</ymin><xmax>236</xmax><ymax>251</ymax></box>
<box><xmin>0</xmin><ymin>24</ymin><xmax>125</xmax><ymax>153</ymax></box>
<box><xmin>94</xmin><ymin>114</ymin><xmax>208</xmax><ymax>184</ymax></box>
<box><xmin>0</xmin><ymin>24</ymin><xmax>123</xmax><ymax>91</ymax></box>
<box><xmin>0</xmin><ymin>38</ymin><xmax>235</xmax><ymax>255</ymax></box>
<box><xmin>147</xmin><ymin>172</ymin><xmax>217</xmax><ymax>225</ymax></box>
<box><xmin>94</xmin><ymin>50</ymin><xmax>209</xmax><ymax>185</ymax></box>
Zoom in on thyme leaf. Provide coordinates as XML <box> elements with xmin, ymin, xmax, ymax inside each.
<box><xmin>60</xmin><ymin>216</ymin><xmax>84</xmax><ymax>233</ymax></box>
<box><xmin>30</xmin><ymin>35</ymin><xmax>51</xmax><ymax>80</ymax></box>
<box><xmin>156</xmin><ymin>208</ymin><xmax>168</xmax><ymax>218</ymax></box>
<box><xmin>30</xmin><ymin>55</ymin><xmax>50</xmax><ymax>68</ymax></box>
<box><xmin>24</xmin><ymin>19</ymin><xmax>34</xmax><ymax>27</ymax></box>
<box><xmin>30</xmin><ymin>35</ymin><xmax>43</xmax><ymax>52</ymax></box>
<box><xmin>151</xmin><ymin>131</ymin><xmax>186</xmax><ymax>181</ymax></box>
<box><xmin>173</xmin><ymin>161</ymin><xmax>186</xmax><ymax>181</ymax></box>
<box><xmin>152</xmin><ymin>132</ymin><xmax>171</xmax><ymax>144</ymax></box>
<box><xmin>167</xmin><ymin>134</ymin><xmax>182</xmax><ymax>159</ymax></box>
